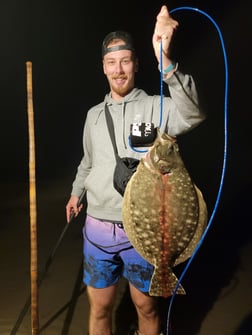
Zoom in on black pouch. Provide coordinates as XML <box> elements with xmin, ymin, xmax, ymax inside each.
<box><xmin>113</xmin><ymin>157</ymin><xmax>139</xmax><ymax>196</ymax></box>
<box><xmin>130</xmin><ymin>122</ymin><xmax>157</xmax><ymax>147</ymax></box>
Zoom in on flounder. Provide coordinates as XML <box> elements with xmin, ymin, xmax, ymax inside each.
<box><xmin>122</xmin><ymin>130</ymin><xmax>208</xmax><ymax>297</ymax></box>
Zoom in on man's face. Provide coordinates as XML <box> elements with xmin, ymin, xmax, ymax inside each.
<box><xmin>103</xmin><ymin>41</ymin><xmax>138</xmax><ymax>101</ymax></box>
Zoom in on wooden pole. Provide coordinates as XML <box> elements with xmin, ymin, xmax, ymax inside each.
<box><xmin>26</xmin><ymin>61</ymin><xmax>39</xmax><ymax>335</ymax></box>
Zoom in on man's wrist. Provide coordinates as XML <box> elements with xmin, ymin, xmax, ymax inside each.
<box><xmin>163</xmin><ymin>62</ymin><xmax>175</xmax><ymax>74</ymax></box>
<box><xmin>158</xmin><ymin>62</ymin><xmax>178</xmax><ymax>78</ymax></box>
<box><xmin>158</xmin><ymin>61</ymin><xmax>177</xmax><ymax>72</ymax></box>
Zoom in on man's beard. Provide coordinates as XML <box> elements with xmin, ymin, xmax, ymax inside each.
<box><xmin>112</xmin><ymin>85</ymin><xmax>130</xmax><ymax>96</ymax></box>
<box><xmin>111</xmin><ymin>75</ymin><xmax>132</xmax><ymax>97</ymax></box>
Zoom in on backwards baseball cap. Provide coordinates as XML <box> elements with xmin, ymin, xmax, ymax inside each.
<box><xmin>102</xmin><ymin>31</ymin><xmax>136</xmax><ymax>57</ymax></box>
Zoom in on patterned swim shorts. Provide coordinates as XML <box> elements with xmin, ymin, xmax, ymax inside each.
<box><xmin>83</xmin><ymin>215</ymin><xmax>154</xmax><ymax>292</ymax></box>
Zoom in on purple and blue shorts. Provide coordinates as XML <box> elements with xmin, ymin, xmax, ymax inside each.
<box><xmin>83</xmin><ymin>215</ymin><xmax>154</xmax><ymax>292</ymax></box>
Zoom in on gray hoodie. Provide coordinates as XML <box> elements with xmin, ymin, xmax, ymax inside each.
<box><xmin>71</xmin><ymin>70</ymin><xmax>205</xmax><ymax>221</ymax></box>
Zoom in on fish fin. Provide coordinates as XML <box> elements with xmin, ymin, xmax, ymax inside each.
<box><xmin>149</xmin><ymin>266</ymin><xmax>186</xmax><ymax>297</ymax></box>
<box><xmin>175</xmin><ymin>184</ymin><xmax>208</xmax><ymax>266</ymax></box>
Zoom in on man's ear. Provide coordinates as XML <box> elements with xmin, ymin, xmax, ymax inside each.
<box><xmin>135</xmin><ymin>58</ymin><xmax>139</xmax><ymax>72</ymax></box>
<box><xmin>103</xmin><ymin>60</ymin><xmax>107</xmax><ymax>75</ymax></box>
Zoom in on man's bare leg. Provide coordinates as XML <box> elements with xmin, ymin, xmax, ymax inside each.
<box><xmin>87</xmin><ymin>284</ymin><xmax>117</xmax><ymax>335</ymax></box>
<box><xmin>129</xmin><ymin>283</ymin><xmax>160</xmax><ymax>335</ymax></box>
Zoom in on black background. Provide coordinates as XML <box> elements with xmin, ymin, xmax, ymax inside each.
<box><xmin>0</xmin><ymin>1</ymin><xmax>251</xmax><ymax>333</ymax></box>
<box><xmin>1</xmin><ymin>0</ymin><xmax>250</xmax><ymax>184</ymax></box>
<box><xmin>1</xmin><ymin>0</ymin><xmax>251</xmax><ymax>247</ymax></box>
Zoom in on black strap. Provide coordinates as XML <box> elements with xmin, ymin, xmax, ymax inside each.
<box><xmin>104</xmin><ymin>104</ymin><xmax>120</xmax><ymax>160</ymax></box>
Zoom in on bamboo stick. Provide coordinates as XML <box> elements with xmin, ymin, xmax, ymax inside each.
<box><xmin>26</xmin><ymin>61</ymin><xmax>39</xmax><ymax>335</ymax></box>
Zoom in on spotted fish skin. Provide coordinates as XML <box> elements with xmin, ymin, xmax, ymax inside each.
<box><xmin>122</xmin><ymin>130</ymin><xmax>207</xmax><ymax>297</ymax></box>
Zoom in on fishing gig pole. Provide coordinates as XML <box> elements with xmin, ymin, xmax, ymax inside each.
<box><xmin>26</xmin><ymin>61</ymin><xmax>39</xmax><ymax>335</ymax></box>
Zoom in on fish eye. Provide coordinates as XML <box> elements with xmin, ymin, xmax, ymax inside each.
<box><xmin>153</xmin><ymin>152</ymin><xmax>159</xmax><ymax>163</ymax></box>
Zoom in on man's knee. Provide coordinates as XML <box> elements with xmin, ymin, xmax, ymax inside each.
<box><xmin>87</xmin><ymin>285</ymin><xmax>116</xmax><ymax>316</ymax></box>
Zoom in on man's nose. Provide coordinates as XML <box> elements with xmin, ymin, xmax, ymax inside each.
<box><xmin>115</xmin><ymin>62</ymin><xmax>124</xmax><ymax>73</ymax></box>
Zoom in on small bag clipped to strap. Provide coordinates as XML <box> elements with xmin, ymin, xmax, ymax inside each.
<box><xmin>104</xmin><ymin>104</ymin><xmax>139</xmax><ymax>196</ymax></box>
<box><xmin>113</xmin><ymin>156</ymin><xmax>139</xmax><ymax>196</ymax></box>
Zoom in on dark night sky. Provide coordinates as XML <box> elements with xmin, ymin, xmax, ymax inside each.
<box><xmin>0</xmin><ymin>4</ymin><xmax>251</xmax><ymax>334</ymax></box>
<box><xmin>0</xmin><ymin>0</ymin><xmax>251</xmax><ymax>211</ymax></box>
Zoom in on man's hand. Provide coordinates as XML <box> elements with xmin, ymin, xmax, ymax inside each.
<box><xmin>66</xmin><ymin>195</ymin><xmax>83</xmax><ymax>223</ymax></box>
<box><xmin>152</xmin><ymin>5</ymin><xmax>178</xmax><ymax>64</ymax></box>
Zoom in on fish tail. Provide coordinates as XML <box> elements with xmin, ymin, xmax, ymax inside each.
<box><xmin>149</xmin><ymin>267</ymin><xmax>186</xmax><ymax>297</ymax></box>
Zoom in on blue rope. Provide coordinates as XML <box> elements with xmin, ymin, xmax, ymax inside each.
<box><xmin>159</xmin><ymin>40</ymin><xmax>164</xmax><ymax>128</ymax></box>
<box><xmin>166</xmin><ymin>7</ymin><xmax>229</xmax><ymax>335</ymax></box>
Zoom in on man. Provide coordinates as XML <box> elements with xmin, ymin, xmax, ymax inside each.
<box><xmin>66</xmin><ymin>5</ymin><xmax>205</xmax><ymax>335</ymax></box>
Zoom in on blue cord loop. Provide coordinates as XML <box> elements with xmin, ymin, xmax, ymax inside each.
<box><xmin>165</xmin><ymin>6</ymin><xmax>229</xmax><ymax>335</ymax></box>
